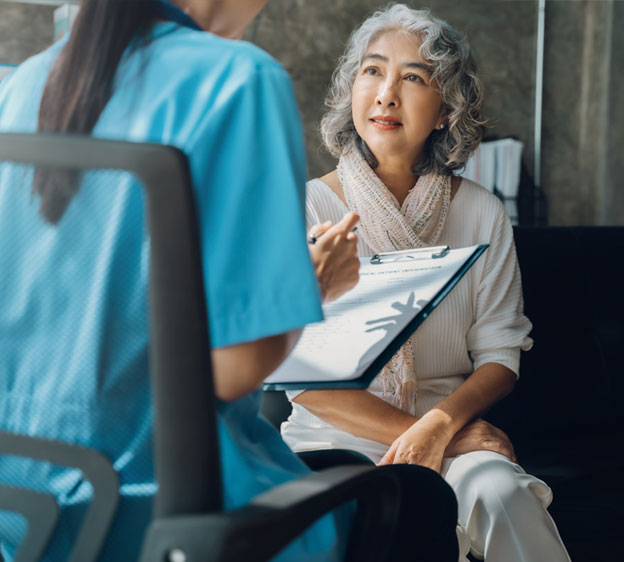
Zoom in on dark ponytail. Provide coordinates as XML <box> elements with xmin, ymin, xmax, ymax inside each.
<box><xmin>35</xmin><ymin>0</ymin><xmax>156</xmax><ymax>223</ymax></box>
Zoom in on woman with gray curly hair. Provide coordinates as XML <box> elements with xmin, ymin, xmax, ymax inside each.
<box><xmin>282</xmin><ymin>4</ymin><xmax>571</xmax><ymax>561</ymax></box>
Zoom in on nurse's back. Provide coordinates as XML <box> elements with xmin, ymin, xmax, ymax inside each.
<box><xmin>0</xmin><ymin>12</ymin><xmax>308</xmax><ymax>562</ymax></box>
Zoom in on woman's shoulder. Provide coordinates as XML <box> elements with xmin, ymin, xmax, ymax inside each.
<box><xmin>456</xmin><ymin>177</ymin><xmax>508</xmax><ymax>220</ymax></box>
<box><xmin>305</xmin><ymin>173</ymin><xmax>351</xmax><ymax>228</ymax></box>
<box><xmin>307</xmin><ymin>171</ymin><xmax>348</xmax><ymax>211</ymax></box>
<box><xmin>448</xmin><ymin>177</ymin><xmax>513</xmax><ymax>244</ymax></box>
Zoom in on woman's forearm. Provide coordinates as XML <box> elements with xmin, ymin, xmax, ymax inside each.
<box><xmin>295</xmin><ymin>362</ymin><xmax>516</xmax><ymax>447</ymax></box>
<box><xmin>293</xmin><ymin>389</ymin><xmax>418</xmax><ymax>445</ymax></box>
<box><xmin>424</xmin><ymin>362</ymin><xmax>517</xmax><ymax>439</ymax></box>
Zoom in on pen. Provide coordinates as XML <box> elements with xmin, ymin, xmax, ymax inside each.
<box><xmin>308</xmin><ymin>226</ymin><xmax>358</xmax><ymax>245</ymax></box>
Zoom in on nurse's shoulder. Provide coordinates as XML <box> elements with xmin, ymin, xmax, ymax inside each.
<box><xmin>151</xmin><ymin>23</ymin><xmax>289</xmax><ymax>85</ymax></box>
<box><xmin>0</xmin><ymin>38</ymin><xmax>68</xmax><ymax>131</ymax></box>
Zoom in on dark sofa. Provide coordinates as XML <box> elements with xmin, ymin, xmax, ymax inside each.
<box><xmin>484</xmin><ymin>226</ymin><xmax>624</xmax><ymax>561</ymax></box>
<box><xmin>261</xmin><ymin>226</ymin><xmax>624</xmax><ymax>561</ymax></box>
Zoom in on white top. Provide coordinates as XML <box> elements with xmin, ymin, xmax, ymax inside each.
<box><xmin>281</xmin><ymin>177</ymin><xmax>533</xmax><ymax>463</ymax></box>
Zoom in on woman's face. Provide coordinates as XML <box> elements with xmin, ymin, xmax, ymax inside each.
<box><xmin>351</xmin><ymin>30</ymin><xmax>446</xmax><ymax>167</ymax></box>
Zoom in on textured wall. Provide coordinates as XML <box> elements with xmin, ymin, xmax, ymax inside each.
<box><xmin>2</xmin><ymin>1</ymin><xmax>621</xmax><ymax>225</ymax></box>
<box><xmin>606</xmin><ymin>2</ymin><xmax>624</xmax><ymax>225</ymax></box>
<box><xmin>0</xmin><ymin>2</ymin><xmax>54</xmax><ymax>65</ymax></box>
<box><xmin>542</xmin><ymin>0</ymin><xmax>621</xmax><ymax>225</ymax></box>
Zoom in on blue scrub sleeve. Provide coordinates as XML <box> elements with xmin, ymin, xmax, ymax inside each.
<box><xmin>186</xmin><ymin>59</ymin><xmax>323</xmax><ymax>348</ymax></box>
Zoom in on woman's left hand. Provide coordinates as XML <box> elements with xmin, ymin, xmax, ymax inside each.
<box><xmin>377</xmin><ymin>411</ymin><xmax>453</xmax><ymax>473</ymax></box>
<box><xmin>444</xmin><ymin>419</ymin><xmax>517</xmax><ymax>462</ymax></box>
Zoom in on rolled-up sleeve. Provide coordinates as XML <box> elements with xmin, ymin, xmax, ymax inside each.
<box><xmin>466</xmin><ymin>203</ymin><xmax>533</xmax><ymax>377</ymax></box>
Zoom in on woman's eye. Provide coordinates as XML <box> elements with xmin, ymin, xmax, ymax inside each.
<box><xmin>364</xmin><ymin>67</ymin><xmax>379</xmax><ymax>76</ymax></box>
<box><xmin>405</xmin><ymin>74</ymin><xmax>425</xmax><ymax>84</ymax></box>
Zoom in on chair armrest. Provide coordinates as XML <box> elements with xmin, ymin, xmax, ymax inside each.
<box><xmin>0</xmin><ymin>431</ymin><xmax>119</xmax><ymax>562</ymax></box>
<box><xmin>0</xmin><ymin>485</ymin><xmax>59</xmax><ymax>562</ymax></box>
<box><xmin>140</xmin><ymin>464</ymin><xmax>403</xmax><ymax>562</ymax></box>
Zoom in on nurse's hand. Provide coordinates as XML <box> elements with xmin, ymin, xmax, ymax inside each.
<box><xmin>308</xmin><ymin>212</ymin><xmax>360</xmax><ymax>303</ymax></box>
<box><xmin>444</xmin><ymin>420</ymin><xmax>517</xmax><ymax>463</ymax></box>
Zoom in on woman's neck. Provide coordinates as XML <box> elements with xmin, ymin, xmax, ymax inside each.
<box><xmin>374</xmin><ymin>162</ymin><xmax>418</xmax><ymax>207</ymax></box>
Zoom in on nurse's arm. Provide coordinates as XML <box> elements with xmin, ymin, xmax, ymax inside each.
<box><xmin>212</xmin><ymin>329</ymin><xmax>302</xmax><ymax>402</ymax></box>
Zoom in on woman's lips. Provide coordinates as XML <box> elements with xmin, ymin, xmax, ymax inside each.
<box><xmin>370</xmin><ymin>116</ymin><xmax>402</xmax><ymax>130</ymax></box>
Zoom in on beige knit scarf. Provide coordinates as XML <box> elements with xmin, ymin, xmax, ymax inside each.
<box><xmin>337</xmin><ymin>145</ymin><xmax>451</xmax><ymax>415</ymax></box>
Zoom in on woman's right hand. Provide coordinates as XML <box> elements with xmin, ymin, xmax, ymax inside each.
<box><xmin>308</xmin><ymin>212</ymin><xmax>360</xmax><ymax>303</ymax></box>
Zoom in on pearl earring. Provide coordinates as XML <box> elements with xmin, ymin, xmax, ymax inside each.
<box><xmin>439</xmin><ymin>123</ymin><xmax>446</xmax><ymax>130</ymax></box>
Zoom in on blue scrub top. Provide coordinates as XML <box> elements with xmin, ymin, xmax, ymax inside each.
<box><xmin>0</xmin><ymin>23</ymin><xmax>347</xmax><ymax>561</ymax></box>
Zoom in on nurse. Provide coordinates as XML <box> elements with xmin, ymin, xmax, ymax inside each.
<box><xmin>0</xmin><ymin>1</ymin><xmax>458</xmax><ymax>561</ymax></box>
<box><xmin>0</xmin><ymin>0</ymin><xmax>358</xmax><ymax>560</ymax></box>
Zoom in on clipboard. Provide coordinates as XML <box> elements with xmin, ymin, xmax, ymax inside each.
<box><xmin>264</xmin><ymin>244</ymin><xmax>488</xmax><ymax>391</ymax></box>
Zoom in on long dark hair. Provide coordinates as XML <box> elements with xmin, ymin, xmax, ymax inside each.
<box><xmin>35</xmin><ymin>0</ymin><xmax>156</xmax><ymax>224</ymax></box>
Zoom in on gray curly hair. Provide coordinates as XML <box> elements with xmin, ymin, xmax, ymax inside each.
<box><xmin>321</xmin><ymin>3</ymin><xmax>487</xmax><ymax>176</ymax></box>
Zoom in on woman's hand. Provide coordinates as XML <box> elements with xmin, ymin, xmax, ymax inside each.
<box><xmin>444</xmin><ymin>419</ymin><xmax>517</xmax><ymax>462</ymax></box>
<box><xmin>378</xmin><ymin>410</ymin><xmax>453</xmax><ymax>473</ymax></box>
<box><xmin>308</xmin><ymin>212</ymin><xmax>360</xmax><ymax>303</ymax></box>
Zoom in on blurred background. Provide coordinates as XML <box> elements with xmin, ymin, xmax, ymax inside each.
<box><xmin>1</xmin><ymin>0</ymin><xmax>622</xmax><ymax>226</ymax></box>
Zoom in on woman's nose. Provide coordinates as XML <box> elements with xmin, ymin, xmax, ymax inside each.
<box><xmin>375</xmin><ymin>80</ymin><xmax>399</xmax><ymax>108</ymax></box>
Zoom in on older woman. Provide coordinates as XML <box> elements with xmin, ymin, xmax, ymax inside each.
<box><xmin>282</xmin><ymin>5</ymin><xmax>571</xmax><ymax>561</ymax></box>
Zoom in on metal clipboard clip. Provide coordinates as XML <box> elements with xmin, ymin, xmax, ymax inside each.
<box><xmin>370</xmin><ymin>245</ymin><xmax>450</xmax><ymax>264</ymax></box>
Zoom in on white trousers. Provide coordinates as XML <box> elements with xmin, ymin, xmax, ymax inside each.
<box><xmin>441</xmin><ymin>451</ymin><xmax>572</xmax><ymax>562</ymax></box>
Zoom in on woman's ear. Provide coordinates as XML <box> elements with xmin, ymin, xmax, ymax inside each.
<box><xmin>436</xmin><ymin>107</ymin><xmax>449</xmax><ymax>130</ymax></box>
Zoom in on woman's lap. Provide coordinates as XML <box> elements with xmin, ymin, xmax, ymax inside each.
<box><xmin>296</xmin><ymin>449</ymin><xmax>562</xmax><ymax>561</ymax></box>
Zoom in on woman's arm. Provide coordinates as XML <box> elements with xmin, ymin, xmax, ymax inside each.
<box><xmin>295</xmin><ymin>361</ymin><xmax>516</xmax><ymax>471</ymax></box>
<box><xmin>379</xmin><ymin>362</ymin><xmax>516</xmax><ymax>470</ymax></box>
<box><xmin>293</xmin><ymin>388</ymin><xmax>418</xmax><ymax>445</ymax></box>
<box><xmin>419</xmin><ymin>362</ymin><xmax>516</xmax><ymax>443</ymax></box>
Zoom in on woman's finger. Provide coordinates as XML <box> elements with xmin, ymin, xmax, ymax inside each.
<box><xmin>378</xmin><ymin>444</ymin><xmax>396</xmax><ymax>466</ymax></box>
<box><xmin>480</xmin><ymin>439</ymin><xmax>515</xmax><ymax>461</ymax></box>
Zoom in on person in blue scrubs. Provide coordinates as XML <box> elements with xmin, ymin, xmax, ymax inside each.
<box><xmin>0</xmin><ymin>1</ymin><xmax>362</xmax><ymax>560</ymax></box>
<box><xmin>0</xmin><ymin>1</ymin><xmax>460</xmax><ymax>560</ymax></box>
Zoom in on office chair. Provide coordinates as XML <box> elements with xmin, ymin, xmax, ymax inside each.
<box><xmin>0</xmin><ymin>133</ymin><xmax>406</xmax><ymax>562</ymax></box>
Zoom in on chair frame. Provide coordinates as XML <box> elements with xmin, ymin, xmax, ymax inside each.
<box><xmin>0</xmin><ymin>133</ymin><xmax>404</xmax><ymax>562</ymax></box>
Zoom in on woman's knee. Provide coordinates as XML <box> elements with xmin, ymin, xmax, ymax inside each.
<box><xmin>445</xmin><ymin>451</ymin><xmax>531</xmax><ymax>517</ymax></box>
